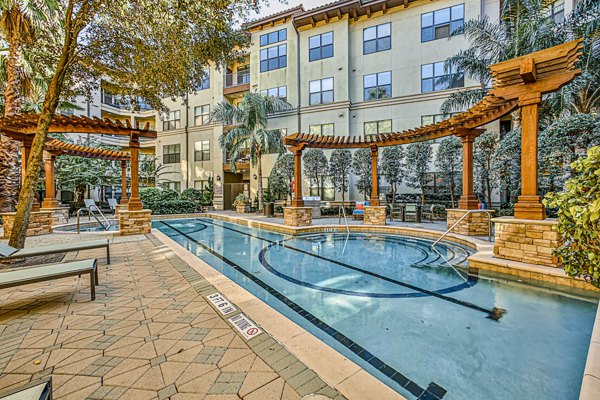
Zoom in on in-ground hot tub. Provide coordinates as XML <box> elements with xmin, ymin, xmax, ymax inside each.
<box><xmin>54</xmin><ymin>219</ymin><xmax>119</xmax><ymax>233</ymax></box>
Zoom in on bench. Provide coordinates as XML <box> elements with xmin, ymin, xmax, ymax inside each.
<box><xmin>0</xmin><ymin>259</ymin><xmax>98</xmax><ymax>300</ymax></box>
<box><xmin>0</xmin><ymin>239</ymin><xmax>110</xmax><ymax>264</ymax></box>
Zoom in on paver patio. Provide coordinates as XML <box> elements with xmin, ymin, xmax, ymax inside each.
<box><xmin>0</xmin><ymin>233</ymin><xmax>345</xmax><ymax>400</ymax></box>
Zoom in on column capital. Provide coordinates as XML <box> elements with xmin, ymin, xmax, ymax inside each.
<box><xmin>518</xmin><ymin>92</ymin><xmax>542</xmax><ymax>107</ymax></box>
<box><xmin>454</xmin><ymin>128</ymin><xmax>485</xmax><ymax>142</ymax></box>
<box><xmin>369</xmin><ymin>144</ymin><xmax>378</xmax><ymax>156</ymax></box>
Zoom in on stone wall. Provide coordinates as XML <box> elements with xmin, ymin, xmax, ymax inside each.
<box><xmin>283</xmin><ymin>207</ymin><xmax>312</xmax><ymax>227</ymax></box>
<box><xmin>447</xmin><ymin>209</ymin><xmax>494</xmax><ymax>236</ymax></box>
<box><xmin>364</xmin><ymin>206</ymin><xmax>386</xmax><ymax>225</ymax></box>
<box><xmin>114</xmin><ymin>204</ymin><xmax>128</xmax><ymax>217</ymax></box>
<box><xmin>493</xmin><ymin>217</ymin><xmax>559</xmax><ymax>267</ymax></box>
<box><xmin>119</xmin><ymin>209</ymin><xmax>152</xmax><ymax>236</ymax></box>
<box><xmin>44</xmin><ymin>207</ymin><xmax>69</xmax><ymax>226</ymax></box>
<box><xmin>1</xmin><ymin>211</ymin><xmax>53</xmax><ymax>237</ymax></box>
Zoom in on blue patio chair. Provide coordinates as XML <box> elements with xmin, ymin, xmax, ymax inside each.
<box><xmin>352</xmin><ymin>201</ymin><xmax>369</xmax><ymax>220</ymax></box>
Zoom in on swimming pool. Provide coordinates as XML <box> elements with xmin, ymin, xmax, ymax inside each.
<box><xmin>54</xmin><ymin>220</ymin><xmax>119</xmax><ymax>233</ymax></box>
<box><xmin>154</xmin><ymin>218</ymin><xmax>598</xmax><ymax>400</ymax></box>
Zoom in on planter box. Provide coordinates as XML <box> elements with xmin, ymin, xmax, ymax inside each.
<box><xmin>235</xmin><ymin>204</ymin><xmax>251</xmax><ymax>213</ymax></box>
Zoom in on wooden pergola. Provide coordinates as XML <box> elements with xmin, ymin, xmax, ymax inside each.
<box><xmin>283</xmin><ymin>40</ymin><xmax>583</xmax><ymax>220</ymax></box>
<box><xmin>0</xmin><ymin>114</ymin><xmax>157</xmax><ymax>212</ymax></box>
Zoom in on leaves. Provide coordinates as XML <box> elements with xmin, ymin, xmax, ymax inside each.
<box><xmin>405</xmin><ymin>142</ymin><xmax>433</xmax><ymax>205</ymax></box>
<box><xmin>328</xmin><ymin>149</ymin><xmax>352</xmax><ymax>202</ymax></box>
<box><xmin>435</xmin><ymin>136</ymin><xmax>462</xmax><ymax>206</ymax></box>
<box><xmin>351</xmin><ymin>148</ymin><xmax>372</xmax><ymax>198</ymax></box>
<box><xmin>303</xmin><ymin>149</ymin><xmax>328</xmax><ymax>198</ymax></box>
<box><xmin>544</xmin><ymin>146</ymin><xmax>600</xmax><ymax>287</ymax></box>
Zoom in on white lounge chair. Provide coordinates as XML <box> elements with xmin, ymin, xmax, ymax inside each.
<box><xmin>0</xmin><ymin>239</ymin><xmax>110</xmax><ymax>264</ymax></box>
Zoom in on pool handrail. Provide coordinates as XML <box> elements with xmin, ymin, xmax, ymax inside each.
<box><xmin>338</xmin><ymin>203</ymin><xmax>350</xmax><ymax>235</ymax></box>
<box><xmin>76</xmin><ymin>206</ymin><xmax>111</xmax><ymax>233</ymax></box>
<box><xmin>433</xmin><ymin>209</ymin><xmax>494</xmax><ymax>246</ymax></box>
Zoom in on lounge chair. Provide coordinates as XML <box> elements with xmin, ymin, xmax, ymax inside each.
<box><xmin>0</xmin><ymin>239</ymin><xmax>110</xmax><ymax>264</ymax></box>
<box><xmin>352</xmin><ymin>201</ymin><xmax>369</xmax><ymax>220</ymax></box>
<box><xmin>0</xmin><ymin>259</ymin><xmax>98</xmax><ymax>300</ymax></box>
<box><xmin>0</xmin><ymin>376</ymin><xmax>52</xmax><ymax>399</ymax></box>
<box><xmin>107</xmin><ymin>198</ymin><xmax>118</xmax><ymax>214</ymax></box>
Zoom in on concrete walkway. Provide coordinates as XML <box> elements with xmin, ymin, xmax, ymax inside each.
<box><xmin>0</xmin><ymin>233</ymin><xmax>345</xmax><ymax>400</ymax></box>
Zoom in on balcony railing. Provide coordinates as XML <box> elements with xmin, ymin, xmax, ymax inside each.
<box><xmin>224</xmin><ymin>71</ymin><xmax>250</xmax><ymax>88</ymax></box>
<box><xmin>102</xmin><ymin>93</ymin><xmax>152</xmax><ymax>111</ymax></box>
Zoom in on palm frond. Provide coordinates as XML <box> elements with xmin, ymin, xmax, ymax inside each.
<box><xmin>440</xmin><ymin>89</ymin><xmax>486</xmax><ymax>114</ymax></box>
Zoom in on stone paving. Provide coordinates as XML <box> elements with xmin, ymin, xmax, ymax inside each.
<box><xmin>0</xmin><ymin>233</ymin><xmax>345</xmax><ymax>400</ymax></box>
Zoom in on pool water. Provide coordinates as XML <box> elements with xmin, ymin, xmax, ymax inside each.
<box><xmin>155</xmin><ymin>218</ymin><xmax>598</xmax><ymax>400</ymax></box>
<box><xmin>54</xmin><ymin>220</ymin><xmax>119</xmax><ymax>232</ymax></box>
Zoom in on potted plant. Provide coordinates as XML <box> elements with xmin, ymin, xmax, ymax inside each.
<box><xmin>233</xmin><ymin>193</ymin><xmax>250</xmax><ymax>213</ymax></box>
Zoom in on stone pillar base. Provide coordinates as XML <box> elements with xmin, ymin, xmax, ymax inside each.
<box><xmin>118</xmin><ymin>209</ymin><xmax>151</xmax><ymax>236</ymax></box>
<box><xmin>447</xmin><ymin>209</ymin><xmax>494</xmax><ymax>236</ymax></box>
<box><xmin>114</xmin><ymin>204</ymin><xmax>128</xmax><ymax>217</ymax></box>
<box><xmin>1</xmin><ymin>211</ymin><xmax>53</xmax><ymax>238</ymax></box>
<box><xmin>364</xmin><ymin>206</ymin><xmax>386</xmax><ymax>225</ymax></box>
<box><xmin>283</xmin><ymin>207</ymin><xmax>312</xmax><ymax>227</ymax></box>
<box><xmin>493</xmin><ymin>217</ymin><xmax>559</xmax><ymax>267</ymax></box>
<box><xmin>42</xmin><ymin>207</ymin><xmax>70</xmax><ymax>226</ymax></box>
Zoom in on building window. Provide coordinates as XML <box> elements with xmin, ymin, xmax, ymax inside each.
<box><xmin>260</xmin><ymin>29</ymin><xmax>287</xmax><ymax>47</ymax></box>
<box><xmin>163</xmin><ymin>144</ymin><xmax>181</xmax><ymax>164</ymax></box>
<box><xmin>197</xmin><ymin>68</ymin><xmax>210</xmax><ymax>90</ymax></box>
<box><xmin>551</xmin><ymin>1</ymin><xmax>564</xmax><ymax>23</ymax></box>
<box><xmin>194</xmin><ymin>140</ymin><xmax>210</xmax><ymax>161</ymax></box>
<box><xmin>364</xmin><ymin>120</ymin><xmax>392</xmax><ymax>136</ymax></box>
<box><xmin>309</xmin><ymin>77</ymin><xmax>334</xmax><ymax>105</ymax></box>
<box><xmin>309</xmin><ymin>123</ymin><xmax>334</xmax><ymax>136</ymax></box>
<box><xmin>421</xmin><ymin>4</ymin><xmax>464</xmax><ymax>42</ymax></box>
<box><xmin>421</xmin><ymin>114</ymin><xmax>457</xmax><ymax>143</ymax></box>
<box><xmin>162</xmin><ymin>181</ymin><xmax>181</xmax><ymax>192</ymax></box>
<box><xmin>194</xmin><ymin>180</ymin><xmax>208</xmax><ymax>192</ymax></box>
<box><xmin>421</xmin><ymin>62</ymin><xmax>464</xmax><ymax>93</ymax></box>
<box><xmin>194</xmin><ymin>105</ymin><xmax>210</xmax><ymax>126</ymax></box>
<box><xmin>309</xmin><ymin>31</ymin><xmax>333</xmax><ymax>61</ymax></box>
<box><xmin>162</xmin><ymin>110</ymin><xmax>181</xmax><ymax>131</ymax></box>
<box><xmin>260</xmin><ymin>86</ymin><xmax>287</xmax><ymax>101</ymax></box>
<box><xmin>364</xmin><ymin>72</ymin><xmax>392</xmax><ymax>100</ymax></box>
<box><xmin>260</xmin><ymin>44</ymin><xmax>287</xmax><ymax>72</ymax></box>
<box><xmin>363</xmin><ymin>23</ymin><xmax>391</xmax><ymax>55</ymax></box>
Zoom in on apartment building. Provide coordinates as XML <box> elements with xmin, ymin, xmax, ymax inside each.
<box><xmin>155</xmin><ymin>0</ymin><xmax>571</xmax><ymax>210</ymax></box>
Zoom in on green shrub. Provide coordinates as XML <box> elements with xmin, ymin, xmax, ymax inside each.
<box><xmin>181</xmin><ymin>188</ymin><xmax>203</xmax><ymax>203</ymax></box>
<box><xmin>140</xmin><ymin>187</ymin><xmax>198</xmax><ymax>214</ymax></box>
<box><xmin>544</xmin><ymin>146</ymin><xmax>600</xmax><ymax>287</ymax></box>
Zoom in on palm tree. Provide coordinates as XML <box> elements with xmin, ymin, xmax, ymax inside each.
<box><xmin>211</xmin><ymin>92</ymin><xmax>291</xmax><ymax>210</ymax></box>
<box><xmin>0</xmin><ymin>0</ymin><xmax>57</xmax><ymax>212</ymax></box>
<box><xmin>440</xmin><ymin>0</ymin><xmax>599</xmax><ymax>115</ymax></box>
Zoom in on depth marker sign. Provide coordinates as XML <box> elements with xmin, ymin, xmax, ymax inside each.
<box><xmin>206</xmin><ymin>292</ymin><xmax>237</xmax><ymax>315</ymax></box>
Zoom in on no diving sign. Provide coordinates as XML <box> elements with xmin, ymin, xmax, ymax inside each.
<box><xmin>228</xmin><ymin>313</ymin><xmax>262</xmax><ymax>340</ymax></box>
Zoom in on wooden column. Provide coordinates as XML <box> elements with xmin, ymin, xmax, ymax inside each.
<box><xmin>369</xmin><ymin>145</ymin><xmax>379</xmax><ymax>206</ymax></box>
<box><xmin>514</xmin><ymin>92</ymin><xmax>546</xmax><ymax>220</ymax></box>
<box><xmin>41</xmin><ymin>152</ymin><xmax>60</xmax><ymax>208</ymax></box>
<box><xmin>456</xmin><ymin>129</ymin><xmax>484</xmax><ymax>210</ymax></box>
<box><xmin>128</xmin><ymin>134</ymin><xmax>143</xmax><ymax>211</ymax></box>
<box><xmin>291</xmin><ymin>146</ymin><xmax>304</xmax><ymax>207</ymax></box>
<box><xmin>120</xmin><ymin>159</ymin><xmax>128</xmax><ymax>205</ymax></box>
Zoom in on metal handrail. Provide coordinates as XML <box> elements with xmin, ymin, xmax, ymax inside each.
<box><xmin>433</xmin><ymin>209</ymin><xmax>494</xmax><ymax>247</ymax></box>
<box><xmin>76</xmin><ymin>206</ymin><xmax>111</xmax><ymax>233</ymax></box>
<box><xmin>338</xmin><ymin>204</ymin><xmax>350</xmax><ymax>235</ymax></box>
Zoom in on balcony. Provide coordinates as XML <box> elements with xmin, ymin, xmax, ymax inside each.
<box><xmin>223</xmin><ymin>71</ymin><xmax>250</xmax><ymax>96</ymax></box>
<box><xmin>101</xmin><ymin>92</ymin><xmax>153</xmax><ymax>112</ymax></box>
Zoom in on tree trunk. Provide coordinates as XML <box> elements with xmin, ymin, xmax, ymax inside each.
<box><xmin>9</xmin><ymin>1</ymin><xmax>79</xmax><ymax>248</ymax></box>
<box><xmin>256</xmin><ymin>153</ymin><xmax>263</xmax><ymax>210</ymax></box>
<box><xmin>0</xmin><ymin>26</ymin><xmax>26</xmax><ymax>212</ymax></box>
<box><xmin>421</xmin><ymin>189</ymin><xmax>425</xmax><ymax>206</ymax></box>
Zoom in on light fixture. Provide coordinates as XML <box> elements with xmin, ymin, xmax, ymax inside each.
<box><xmin>216</xmin><ymin>175</ymin><xmax>221</xmax><ymax>182</ymax></box>
<box><xmin>253</xmin><ymin>174</ymin><xmax>257</xmax><ymax>180</ymax></box>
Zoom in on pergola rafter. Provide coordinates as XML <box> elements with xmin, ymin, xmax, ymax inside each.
<box><xmin>0</xmin><ymin>114</ymin><xmax>157</xmax><ymax>213</ymax></box>
<box><xmin>283</xmin><ymin>39</ymin><xmax>583</xmax><ymax>220</ymax></box>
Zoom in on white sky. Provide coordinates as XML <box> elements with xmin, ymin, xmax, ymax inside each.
<box><xmin>251</xmin><ymin>0</ymin><xmax>327</xmax><ymax>19</ymax></box>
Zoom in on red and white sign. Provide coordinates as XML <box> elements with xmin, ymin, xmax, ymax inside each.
<box><xmin>228</xmin><ymin>313</ymin><xmax>262</xmax><ymax>340</ymax></box>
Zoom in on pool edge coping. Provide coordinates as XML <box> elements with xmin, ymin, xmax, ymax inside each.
<box><xmin>581</xmin><ymin>305</ymin><xmax>600</xmax><ymax>400</ymax></box>
<box><xmin>151</xmin><ymin>227</ymin><xmax>407</xmax><ymax>400</ymax></box>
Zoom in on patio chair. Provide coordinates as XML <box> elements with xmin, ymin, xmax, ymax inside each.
<box><xmin>352</xmin><ymin>201</ymin><xmax>369</xmax><ymax>220</ymax></box>
<box><xmin>0</xmin><ymin>238</ymin><xmax>110</xmax><ymax>264</ymax></box>
<box><xmin>405</xmin><ymin>204</ymin><xmax>417</xmax><ymax>221</ymax></box>
<box><xmin>0</xmin><ymin>376</ymin><xmax>52</xmax><ymax>400</ymax></box>
<box><xmin>421</xmin><ymin>204</ymin><xmax>438</xmax><ymax>222</ymax></box>
<box><xmin>0</xmin><ymin>259</ymin><xmax>98</xmax><ymax>300</ymax></box>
